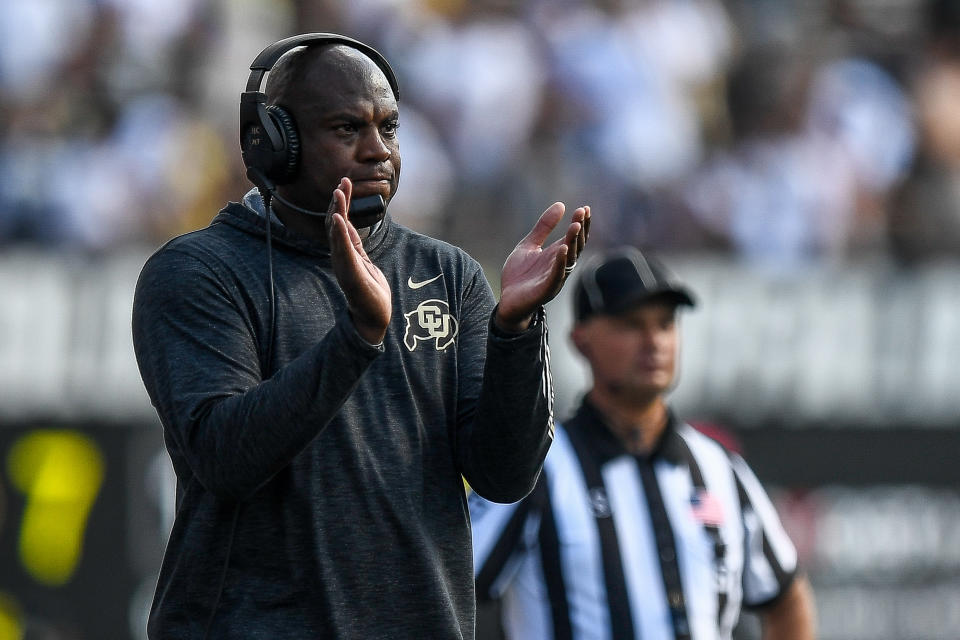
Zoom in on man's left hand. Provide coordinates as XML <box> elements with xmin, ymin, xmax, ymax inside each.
<box><xmin>496</xmin><ymin>203</ymin><xmax>591</xmax><ymax>333</ymax></box>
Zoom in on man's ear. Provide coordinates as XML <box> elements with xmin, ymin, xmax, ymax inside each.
<box><xmin>570</xmin><ymin>324</ymin><xmax>590</xmax><ymax>359</ymax></box>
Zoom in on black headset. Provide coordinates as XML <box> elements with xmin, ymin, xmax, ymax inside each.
<box><xmin>239</xmin><ymin>32</ymin><xmax>401</xmax><ymax>192</ymax></box>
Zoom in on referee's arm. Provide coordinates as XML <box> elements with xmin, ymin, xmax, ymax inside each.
<box><xmin>760</xmin><ymin>574</ymin><xmax>816</xmax><ymax>640</ymax></box>
<box><xmin>729</xmin><ymin>452</ymin><xmax>817</xmax><ymax>640</ymax></box>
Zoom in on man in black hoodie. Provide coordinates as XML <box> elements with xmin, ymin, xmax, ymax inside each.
<box><xmin>132</xmin><ymin>34</ymin><xmax>590</xmax><ymax>639</ymax></box>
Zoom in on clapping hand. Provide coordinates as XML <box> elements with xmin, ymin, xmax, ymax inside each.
<box><xmin>496</xmin><ymin>203</ymin><xmax>591</xmax><ymax>332</ymax></box>
<box><xmin>327</xmin><ymin>177</ymin><xmax>392</xmax><ymax>344</ymax></box>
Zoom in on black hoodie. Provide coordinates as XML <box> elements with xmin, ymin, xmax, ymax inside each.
<box><xmin>132</xmin><ymin>194</ymin><xmax>555</xmax><ymax>639</ymax></box>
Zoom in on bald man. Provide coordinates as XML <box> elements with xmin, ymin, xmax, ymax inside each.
<box><xmin>132</xmin><ymin>34</ymin><xmax>590</xmax><ymax>639</ymax></box>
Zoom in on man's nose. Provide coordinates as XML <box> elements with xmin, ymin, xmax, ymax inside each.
<box><xmin>636</xmin><ymin>328</ymin><xmax>666</xmax><ymax>349</ymax></box>
<box><xmin>359</xmin><ymin>128</ymin><xmax>391</xmax><ymax>161</ymax></box>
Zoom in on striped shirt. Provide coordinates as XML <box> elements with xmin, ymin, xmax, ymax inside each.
<box><xmin>470</xmin><ymin>401</ymin><xmax>798</xmax><ymax>640</ymax></box>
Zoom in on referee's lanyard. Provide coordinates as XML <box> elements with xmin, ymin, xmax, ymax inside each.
<box><xmin>677</xmin><ymin>438</ymin><xmax>731</xmax><ymax>634</ymax></box>
<box><xmin>635</xmin><ymin>456</ymin><xmax>693</xmax><ymax>640</ymax></box>
<box><xmin>566</xmin><ymin>425</ymin><xmax>729</xmax><ymax>640</ymax></box>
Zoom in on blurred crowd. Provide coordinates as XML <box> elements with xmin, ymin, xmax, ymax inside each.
<box><xmin>1</xmin><ymin>0</ymin><xmax>958</xmax><ymax>270</ymax></box>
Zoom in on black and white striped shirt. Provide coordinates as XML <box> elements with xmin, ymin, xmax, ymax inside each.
<box><xmin>470</xmin><ymin>401</ymin><xmax>797</xmax><ymax>640</ymax></box>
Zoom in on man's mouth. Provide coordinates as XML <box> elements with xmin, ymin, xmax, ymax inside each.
<box><xmin>636</xmin><ymin>358</ymin><xmax>668</xmax><ymax>372</ymax></box>
<box><xmin>350</xmin><ymin>178</ymin><xmax>392</xmax><ymax>197</ymax></box>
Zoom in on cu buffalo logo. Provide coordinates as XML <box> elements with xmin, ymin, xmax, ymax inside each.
<box><xmin>403</xmin><ymin>299</ymin><xmax>459</xmax><ymax>352</ymax></box>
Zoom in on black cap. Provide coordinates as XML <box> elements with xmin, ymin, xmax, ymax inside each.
<box><xmin>573</xmin><ymin>247</ymin><xmax>696</xmax><ymax>322</ymax></box>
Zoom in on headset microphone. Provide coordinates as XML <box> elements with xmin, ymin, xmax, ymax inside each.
<box><xmin>347</xmin><ymin>195</ymin><xmax>387</xmax><ymax>221</ymax></box>
<box><xmin>246</xmin><ymin>152</ymin><xmax>386</xmax><ymax>223</ymax></box>
<box><xmin>269</xmin><ymin>191</ymin><xmax>386</xmax><ymax>224</ymax></box>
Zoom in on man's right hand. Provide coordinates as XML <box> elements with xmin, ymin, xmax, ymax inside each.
<box><xmin>328</xmin><ymin>177</ymin><xmax>392</xmax><ymax>344</ymax></box>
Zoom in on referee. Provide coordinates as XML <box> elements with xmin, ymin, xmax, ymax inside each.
<box><xmin>469</xmin><ymin>247</ymin><xmax>816</xmax><ymax>640</ymax></box>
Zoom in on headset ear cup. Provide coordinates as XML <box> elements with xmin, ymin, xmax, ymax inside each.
<box><xmin>266</xmin><ymin>105</ymin><xmax>301</xmax><ymax>184</ymax></box>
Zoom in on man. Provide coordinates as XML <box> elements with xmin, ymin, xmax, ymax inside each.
<box><xmin>470</xmin><ymin>246</ymin><xmax>816</xmax><ymax>640</ymax></box>
<box><xmin>132</xmin><ymin>34</ymin><xmax>590</xmax><ymax>639</ymax></box>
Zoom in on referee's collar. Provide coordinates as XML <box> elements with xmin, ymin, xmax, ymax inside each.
<box><xmin>568</xmin><ymin>399</ymin><xmax>686</xmax><ymax>465</ymax></box>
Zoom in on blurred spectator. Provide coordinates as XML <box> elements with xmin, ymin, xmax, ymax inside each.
<box><xmin>100</xmin><ymin>0</ymin><xmax>213</xmax><ymax>97</ymax></box>
<box><xmin>526</xmin><ymin>0</ymin><xmax>733</xmax><ymax>249</ymax></box>
<box><xmin>888</xmin><ymin>0</ymin><xmax>960</xmax><ymax>263</ymax></box>
<box><xmin>383</xmin><ymin>104</ymin><xmax>456</xmax><ymax>236</ymax></box>
<box><xmin>0</xmin><ymin>0</ymin><xmax>227</xmax><ymax>249</ymax></box>
<box><xmin>0</xmin><ymin>93</ymin><xmax>232</xmax><ymax>249</ymax></box>
<box><xmin>0</xmin><ymin>0</ymin><xmax>97</xmax><ymax>102</ymax></box>
<box><xmin>393</xmin><ymin>0</ymin><xmax>547</xmax><ymax>261</ymax></box>
<box><xmin>682</xmin><ymin>48</ymin><xmax>913</xmax><ymax>267</ymax></box>
<box><xmin>806</xmin><ymin>56</ymin><xmax>915</xmax><ymax>251</ymax></box>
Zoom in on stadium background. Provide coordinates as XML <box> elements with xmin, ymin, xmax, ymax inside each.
<box><xmin>1</xmin><ymin>0</ymin><xmax>958</xmax><ymax>638</ymax></box>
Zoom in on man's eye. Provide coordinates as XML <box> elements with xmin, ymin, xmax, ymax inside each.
<box><xmin>336</xmin><ymin>123</ymin><xmax>357</xmax><ymax>134</ymax></box>
<box><xmin>382</xmin><ymin>122</ymin><xmax>399</xmax><ymax>137</ymax></box>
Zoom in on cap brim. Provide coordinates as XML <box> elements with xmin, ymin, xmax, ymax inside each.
<box><xmin>606</xmin><ymin>287</ymin><xmax>696</xmax><ymax>315</ymax></box>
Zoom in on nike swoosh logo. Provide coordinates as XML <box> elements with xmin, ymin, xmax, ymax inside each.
<box><xmin>407</xmin><ymin>274</ymin><xmax>443</xmax><ymax>289</ymax></box>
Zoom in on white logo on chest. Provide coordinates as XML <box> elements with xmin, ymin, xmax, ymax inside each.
<box><xmin>403</xmin><ymin>299</ymin><xmax>459</xmax><ymax>351</ymax></box>
<box><xmin>407</xmin><ymin>274</ymin><xmax>442</xmax><ymax>289</ymax></box>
